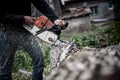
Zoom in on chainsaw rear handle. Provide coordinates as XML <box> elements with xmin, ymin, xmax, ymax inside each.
<box><xmin>61</xmin><ymin>22</ymin><xmax>69</xmax><ymax>30</ymax></box>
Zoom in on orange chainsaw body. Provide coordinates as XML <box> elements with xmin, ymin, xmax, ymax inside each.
<box><xmin>34</xmin><ymin>15</ymin><xmax>54</xmax><ymax>29</ymax></box>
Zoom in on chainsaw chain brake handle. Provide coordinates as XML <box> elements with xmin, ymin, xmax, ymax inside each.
<box><xmin>34</xmin><ymin>15</ymin><xmax>68</xmax><ymax>31</ymax></box>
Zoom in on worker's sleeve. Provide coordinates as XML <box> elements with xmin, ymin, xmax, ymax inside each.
<box><xmin>31</xmin><ymin>0</ymin><xmax>59</xmax><ymax>22</ymax></box>
<box><xmin>0</xmin><ymin>14</ymin><xmax>24</xmax><ymax>25</ymax></box>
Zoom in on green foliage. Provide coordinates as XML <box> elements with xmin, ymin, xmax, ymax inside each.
<box><xmin>71</xmin><ymin>31</ymin><xmax>99</xmax><ymax>48</ymax></box>
<box><xmin>13</xmin><ymin>46</ymin><xmax>32</xmax><ymax>72</ymax></box>
<box><xmin>71</xmin><ymin>21</ymin><xmax>120</xmax><ymax>48</ymax></box>
<box><xmin>12</xmin><ymin>43</ymin><xmax>50</xmax><ymax>79</ymax></box>
<box><xmin>40</xmin><ymin>43</ymin><xmax>50</xmax><ymax>67</ymax></box>
<box><xmin>71</xmin><ymin>24</ymin><xmax>101</xmax><ymax>48</ymax></box>
<box><xmin>12</xmin><ymin>72</ymin><xmax>31</xmax><ymax>80</ymax></box>
<box><xmin>13</xmin><ymin>43</ymin><xmax>51</xmax><ymax>72</ymax></box>
<box><xmin>103</xmin><ymin>21</ymin><xmax>120</xmax><ymax>45</ymax></box>
<box><xmin>12</xmin><ymin>47</ymin><xmax>32</xmax><ymax>79</ymax></box>
<box><xmin>60</xmin><ymin>30</ymin><xmax>68</xmax><ymax>40</ymax></box>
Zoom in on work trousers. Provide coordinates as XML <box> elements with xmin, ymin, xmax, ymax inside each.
<box><xmin>0</xmin><ymin>24</ymin><xmax>44</xmax><ymax>80</ymax></box>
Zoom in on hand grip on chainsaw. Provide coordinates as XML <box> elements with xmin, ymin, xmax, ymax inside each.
<box><xmin>34</xmin><ymin>15</ymin><xmax>68</xmax><ymax>31</ymax></box>
<box><xmin>56</xmin><ymin>22</ymin><xmax>68</xmax><ymax>30</ymax></box>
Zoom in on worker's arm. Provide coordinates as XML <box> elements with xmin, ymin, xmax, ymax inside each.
<box><xmin>31</xmin><ymin>0</ymin><xmax>59</xmax><ymax>22</ymax></box>
<box><xmin>32</xmin><ymin>0</ymin><xmax>65</xmax><ymax>27</ymax></box>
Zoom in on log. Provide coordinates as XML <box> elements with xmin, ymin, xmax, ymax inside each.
<box><xmin>46</xmin><ymin>44</ymin><xmax>120</xmax><ymax>80</ymax></box>
<box><xmin>49</xmin><ymin>42</ymin><xmax>79</xmax><ymax>72</ymax></box>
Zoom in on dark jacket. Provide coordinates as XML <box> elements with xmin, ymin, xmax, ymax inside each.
<box><xmin>0</xmin><ymin>0</ymin><xmax>58</xmax><ymax>25</ymax></box>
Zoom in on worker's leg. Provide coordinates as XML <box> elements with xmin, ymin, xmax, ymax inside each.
<box><xmin>0</xmin><ymin>27</ymin><xmax>18</xmax><ymax>80</ymax></box>
<box><xmin>19</xmin><ymin>32</ymin><xmax>44</xmax><ymax>80</ymax></box>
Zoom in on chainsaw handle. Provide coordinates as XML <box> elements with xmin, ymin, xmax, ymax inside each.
<box><xmin>61</xmin><ymin>22</ymin><xmax>69</xmax><ymax>30</ymax></box>
<box><xmin>54</xmin><ymin>22</ymin><xmax>68</xmax><ymax>30</ymax></box>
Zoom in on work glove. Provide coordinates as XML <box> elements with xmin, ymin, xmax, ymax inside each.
<box><xmin>54</xmin><ymin>19</ymin><xmax>65</xmax><ymax>27</ymax></box>
<box><xmin>53</xmin><ymin>19</ymin><xmax>68</xmax><ymax>36</ymax></box>
<box><xmin>54</xmin><ymin>19</ymin><xmax>68</xmax><ymax>30</ymax></box>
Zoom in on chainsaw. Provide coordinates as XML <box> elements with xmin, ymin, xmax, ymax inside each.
<box><xmin>23</xmin><ymin>15</ymin><xmax>77</xmax><ymax>62</ymax></box>
<box><xmin>23</xmin><ymin>15</ymin><xmax>68</xmax><ymax>46</ymax></box>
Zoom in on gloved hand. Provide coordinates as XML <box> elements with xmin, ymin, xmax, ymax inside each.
<box><xmin>54</xmin><ymin>19</ymin><xmax>68</xmax><ymax>30</ymax></box>
<box><xmin>54</xmin><ymin>19</ymin><xmax>65</xmax><ymax>27</ymax></box>
<box><xmin>53</xmin><ymin>19</ymin><xmax>68</xmax><ymax>36</ymax></box>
